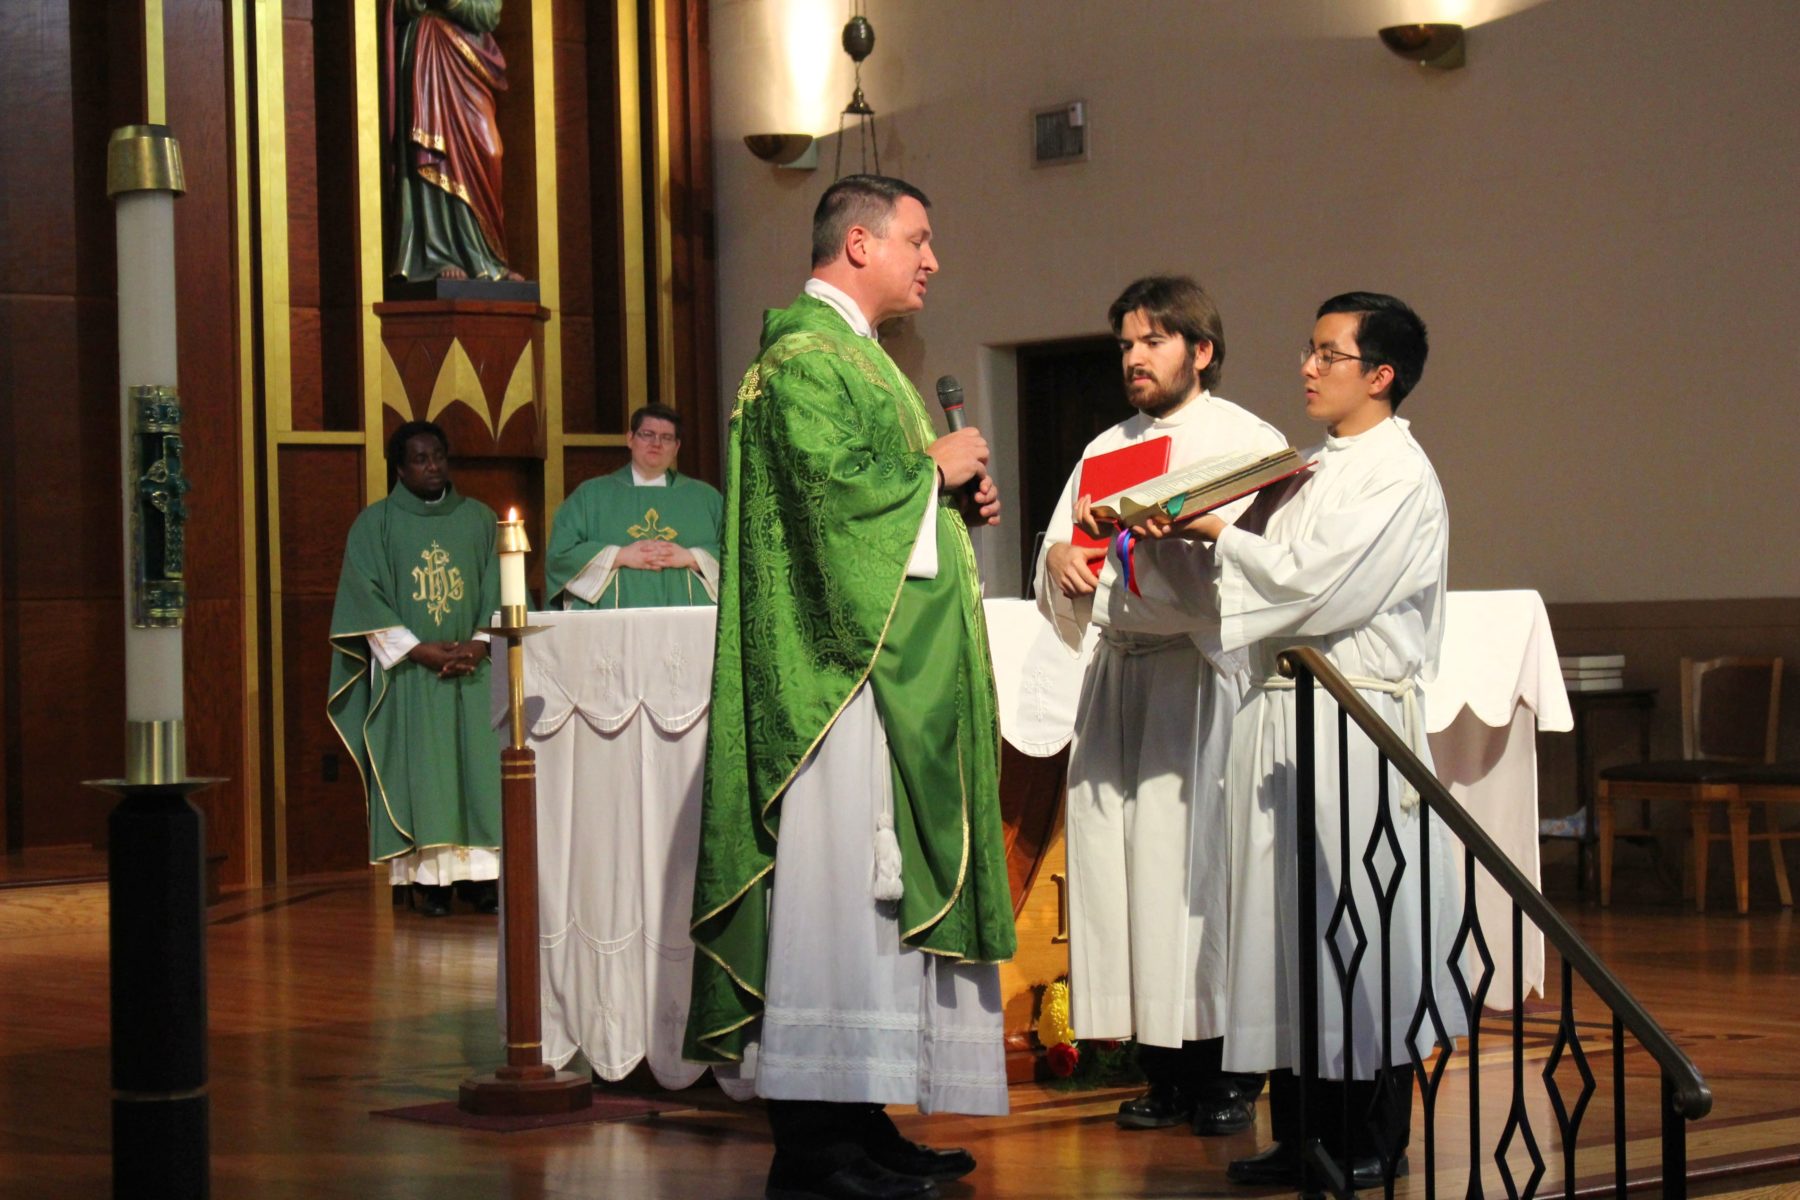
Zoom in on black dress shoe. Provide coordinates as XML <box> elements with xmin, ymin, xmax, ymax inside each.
<box><xmin>1227</xmin><ymin>1141</ymin><xmax>1299</xmax><ymax>1186</ymax></box>
<box><xmin>1228</xmin><ymin>1143</ymin><xmax>1410</xmax><ymax>1190</ymax></box>
<box><xmin>1116</xmin><ymin>1082</ymin><xmax>1194</xmax><ymax>1129</ymax></box>
<box><xmin>1348</xmin><ymin>1152</ymin><xmax>1408</xmax><ymax>1190</ymax></box>
<box><xmin>411</xmin><ymin>884</ymin><xmax>452</xmax><ymax>917</ymax></box>
<box><xmin>864</xmin><ymin>1135</ymin><xmax>975</xmax><ymax>1182</ymax></box>
<box><xmin>765</xmin><ymin>1153</ymin><xmax>939</xmax><ymax>1200</ymax></box>
<box><xmin>1190</xmin><ymin>1096</ymin><xmax>1255</xmax><ymax>1136</ymax></box>
<box><xmin>469</xmin><ymin>880</ymin><xmax>499</xmax><ymax>915</ymax></box>
<box><xmin>1228</xmin><ymin>1072</ymin><xmax>1267</xmax><ymax>1103</ymax></box>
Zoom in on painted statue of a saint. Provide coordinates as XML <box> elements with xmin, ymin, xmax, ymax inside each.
<box><xmin>385</xmin><ymin>0</ymin><xmax>520</xmax><ymax>283</ymax></box>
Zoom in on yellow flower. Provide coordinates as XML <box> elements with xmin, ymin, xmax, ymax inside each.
<box><xmin>1036</xmin><ymin>980</ymin><xmax>1076</xmax><ymax>1048</ymax></box>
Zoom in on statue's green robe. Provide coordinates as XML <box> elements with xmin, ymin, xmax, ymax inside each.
<box><xmin>684</xmin><ymin>294</ymin><xmax>1016</xmax><ymax>1063</ymax></box>
<box><xmin>544</xmin><ymin>467</ymin><xmax>723</xmax><ymax>608</ymax></box>
<box><xmin>326</xmin><ymin>484</ymin><xmax>502</xmax><ymax>863</ymax></box>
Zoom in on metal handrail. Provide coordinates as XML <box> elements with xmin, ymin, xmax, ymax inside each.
<box><xmin>1276</xmin><ymin>645</ymin><xmax>1713</xmax><ymax>1121</ymax></box>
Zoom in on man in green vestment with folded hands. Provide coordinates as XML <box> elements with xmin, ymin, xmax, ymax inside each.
<box><xmin>544</xmin><ymin>402</ymin><xmax>723</xmax><ymax>608</ymax></box>
<box><xmin>685</xmin><ymin>175</ymin><xmax>1016</xmax><ymax>1200</ymax></box>
<box><xmin>327</xmin><ymin>420</ymin><xmax>502</xmax><ymax>918</ymax></box>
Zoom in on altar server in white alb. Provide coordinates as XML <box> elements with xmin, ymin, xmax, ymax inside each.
<box><xmin>1127</xmin><ymin>292</ymin><xmax>1463</xmax><ymax>1190</ymax></box>
<box><xmin>1036</xmin><ymin>276</ymin><xmax>1283</xmax><ymax>1137</ymax></box>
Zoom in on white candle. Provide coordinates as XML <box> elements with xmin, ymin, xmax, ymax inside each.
<box><xmin>116</xmin><ymin>181</ymin><xmax>183</xmax><ymax>723</ymax></box>
<box><xmin>500</xmin><ymin>507</ymin><xmax>527</xmax><ymax>611</ymax></box>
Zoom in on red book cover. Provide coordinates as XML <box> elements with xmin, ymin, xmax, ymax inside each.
<box><xmin>1071</xmin><ymin>436</ymin><xmax>1172</xmax><ymax>550</ymax></box>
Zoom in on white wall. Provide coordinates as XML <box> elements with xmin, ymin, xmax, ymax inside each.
<box><xmin>708</xmin><ymin>0</ymin><xmax>1800</xmax><ymax>603</ymax></box>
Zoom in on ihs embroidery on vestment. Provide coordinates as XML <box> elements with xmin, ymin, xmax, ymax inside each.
<box><xmin>410</xmin><ymin>540</ymin><xmax>466</xmax><ymax>626</ymax></box>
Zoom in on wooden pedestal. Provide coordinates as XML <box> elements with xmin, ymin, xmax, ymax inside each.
<box><xmin>458</xmin><ymin>743</ymin><xmax>592</xmax><ymax>1116</ymax></box>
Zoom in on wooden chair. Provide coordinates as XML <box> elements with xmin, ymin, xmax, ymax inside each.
<box><xmin>1597</xmin><ymin>657</ymin><xmax>1786</xmax><ymax>913</ymax></box>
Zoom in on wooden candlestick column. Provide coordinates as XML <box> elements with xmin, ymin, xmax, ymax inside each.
<box><xmin>460</xmin><ymin>614</ymin><xmax>591</xmax><ymax>1115</ymax></box>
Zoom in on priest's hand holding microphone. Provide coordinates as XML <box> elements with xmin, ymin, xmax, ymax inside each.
<box><xmin>929</xmin><ymin>375</ymin><xmax>1001</xmax><ymax>528</ymax></box>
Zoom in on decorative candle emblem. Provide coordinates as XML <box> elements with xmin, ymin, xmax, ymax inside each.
<box><xmin>130</xmin><ymin>385</ymin><xmax>190</xmax><ymax>628</ymax></box>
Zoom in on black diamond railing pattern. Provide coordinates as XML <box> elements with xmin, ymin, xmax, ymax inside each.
<box><xmin>1277</xmin><ymin>647</ymin><xmax>1709</xmax><ymax>1200</ymax></box>
<box><xmin>1366</xmin><ymin>760</ymin><xmax>1407</xmax><ymax>1191</ymax></box>
<box><xmin>1543</xmin><ymin>958</ymin><xmax>1598</xmax><ymax>1198</ymax></box>
<box><xmin>1447</xmin><ymin>851</ymin><xmax>1495</xmax><ymax>1199</ymax></box>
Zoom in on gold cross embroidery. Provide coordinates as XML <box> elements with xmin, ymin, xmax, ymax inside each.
<box><xmin>627</xmin><ymin>508</ymin><xmax>679</xmax><ymax>542</ymax></box>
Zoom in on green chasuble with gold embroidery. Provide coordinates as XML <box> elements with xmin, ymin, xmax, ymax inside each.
<box><xmin>326</xmin><ymin>484</ymin><xmax>502</xmax><ymax>864</ymax></box>
<box><xmin>544</xmin><ymin>467</ymin><xmax>723</xmax><ymax>608</ymax></box>
<box><xmin>684</xmin><ymin>294</ymin><xmax>1016</xmax><ymax>1063</ymax></box>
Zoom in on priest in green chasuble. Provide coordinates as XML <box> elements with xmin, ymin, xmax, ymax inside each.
<box><xmin>544</xmin><ymin>402</ymin><xmax>723</xmax><ymax>608</ymax></box>
<box><xmin>684</xmin><ymin>176</ymin><xmax>1015</xmax><ymax>1200</ymax></box>
<box><xmin>327</xmin><ymin>420</ymin><xmax>502</xmax><ymax>918</ymax></box>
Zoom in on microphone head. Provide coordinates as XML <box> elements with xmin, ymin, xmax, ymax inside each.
<box><xmin>935</xmin><ymin>375</ymin><xmax>964</xmax><ymax>412</ymax></box>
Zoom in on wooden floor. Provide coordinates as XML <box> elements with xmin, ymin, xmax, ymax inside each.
<box><xmin>1</xmin><ymin>873</ymin><xmax>1796</xmax><ymax>1199</ymax></box>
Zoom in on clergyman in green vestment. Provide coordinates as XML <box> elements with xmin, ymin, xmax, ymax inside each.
<box><xmin>327</xmin><ymin>420</ymin><xmax>502</xmax><ymax>917</ymax></box>
<box><xmin>544</xmin><ymin>402</ymin><xmax>723</xmax><ymax>608</ymax></box>
<box><xmin>684</xmin><ymin>176</ymin><xmax>1016</xmax><ymax>1199</ymax></box>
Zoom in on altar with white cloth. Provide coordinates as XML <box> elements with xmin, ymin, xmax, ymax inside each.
<box><xmin>489</xmin><ymin>600</ymin><xmax>1087</xmax><ymax>1087</ymax></box>
<box><xmin>492</xmin><ymin>591</ymin><xmax>1565</xmax><ymax>1084</ymax></box>
<box><xmin>1422</xmin><ymin>590</ymin><xmax>1572</xmax><ymax>1008</ymax></box>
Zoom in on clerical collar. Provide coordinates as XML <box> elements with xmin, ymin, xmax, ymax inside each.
<box><xmin>389</xmin><ymin>482</ymin><xmax>462</xmax><ymax>516</ymax></box>
<box><xmin>630</xmin><ymin>465</ymin><xmax>669</xmax><ymax>487</ymax></box>
<box><xmin>1144</xmin><ymin>389</ymin><xmax>1213</xmax><ymax>430</ymax></box>
<box><xmin>804</xmin><ymin>278</ymin><xmax>875</xmax><ymax>339</ymax></box>
<box><xmin>1324</xmin><ymin>414</ymin><xmax>1405</xmax><ymax>451</ymax></box>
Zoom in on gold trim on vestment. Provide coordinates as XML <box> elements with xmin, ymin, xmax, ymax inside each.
<box><xmin>685</xmin><ymin>469</ymin><xmax>933</xmax><ymax>934</ymax></box>
<box><xmin>902</xmin><ymin>720</ymin><xmax>973</xmax><ymax>945</ymax></box>
<box><xmin>325</xmin><ymin>639</ymin><xmax>377</xmax><ymax>823</ymax></box>
<box><xmin>325</xmin><ymin>629</ymin><xmax>410</xmax><ymax>846</ymax></box>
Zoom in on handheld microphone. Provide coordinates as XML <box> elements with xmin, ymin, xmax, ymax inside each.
<box><xmin>936</xmin><ymin>375</ymin><xmax>966</xmax><ymax>431</ymax></box>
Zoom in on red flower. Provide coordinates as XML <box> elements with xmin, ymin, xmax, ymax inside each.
<box><xmin>1046</xmin><ymin>1042</ymin><xmax>1080</xmax><ymax>1078</ymax></box>
<box><xmin>1095</xmin><ymin>1039</ymin><xmax>1123</xmax><ymax>1052</ymax></box>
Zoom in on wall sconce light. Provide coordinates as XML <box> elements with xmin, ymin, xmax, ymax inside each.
<box><xmin>1379</xmin><ymin>23</ymin><xmax>1466</xmax><ymax>70</ymax></box>
<box><xmin>744</xmin><ymin>134</ymin><xmax>818</xmax><ymax>170</ymax></box>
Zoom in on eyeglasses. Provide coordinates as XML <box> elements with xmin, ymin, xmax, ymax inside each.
<box><xmin>633</xmin><ymin>430</ymin><xmax>679</xmax><ymax>445</ymax></box>
<box><xmin>1301</xmin><ymin>345</ymin><xmax>1371</xmax><ymax>371</ymax></box>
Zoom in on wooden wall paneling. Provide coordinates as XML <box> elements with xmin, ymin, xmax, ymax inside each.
<box><xmin>184</xmin><ymin>596</ymin><xmax>246</xmax><ymax>870</ymax></box>
<box><xmin>553</xmin><ymin>13</ymin><xmax>597</xmax><ymax>437</ymax></box>
<box><xmin>281</xmin><ymin>594</ymin><xmax>368</xmax><ymax>877</ymax></box>
<box><xmin>0</xmin><ymin>4</ymin><xmax>78</xmax><ymax>293</ymax></box>
<box><xmin>276</xmin><ymin>447</ymin><xmax>366</xmax><ymax>598</ymax></box>
<box><xmin>563</xmin><ymin>446</ymin><xmax>631</xmax><ymax>493</ymax></box>
<box><xmin>559</xmin><ymin>315</ymin><xmax>598</xmax><ymax>439</ymax></box>
<box><xmin>276</xmin><ymin>445</ymin><xmax>366</xmax><ymax>878</ymax></box>
<box><xmin>167</xmin><ymin>0</ymin><xmax>251</xmax><ymax>886</ymax></box>
<box><xmin>284</xmin><ymin>6</ymin><xmax>324</xmax><ymax>433</ymax></box>
<box><xmin>13</xmin><ymin>599</ymin><xmax>124</xmax><ymax>848</ymax></box>
<box><xmin>0</xmin><ymin>0</ymin><xmax>142</xmax><ymax>853</ymax></box>
<box><xmin>663</xmin><ymin>0</ymin><xmax>720</xmax><ymax>486</ymax></box>
<box><xmin>587</xmin><ymin>0</ymin><xmax>630</xmax><ymax>435</ymax></box>
<box><xmin>491</xmin><ymin>2</ymin><xmax>541</xmax><ymax>281</ymax></box>
<box><xmin>4</xmin><ymin>297</ymin><xmax>122</xmax><ymax>603</ymax></box>
<box><xmin>288</xmin><ymin>309</ymin><xmax>326</xmax><ymax>432</ymax></box>
<box><xmin>1</xmin><ymin>287</ymin><xmax>121</xmax><ymax>848</ymax></box>
<box><xmin>452</xmin><ymin>459</ymin><xmax>545</xmax><ymax>599</ymax></box>
<box><xmin>310</xmin><ymin>0</ymin><xmax>361</xmax><ymax>432</ymax></box>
